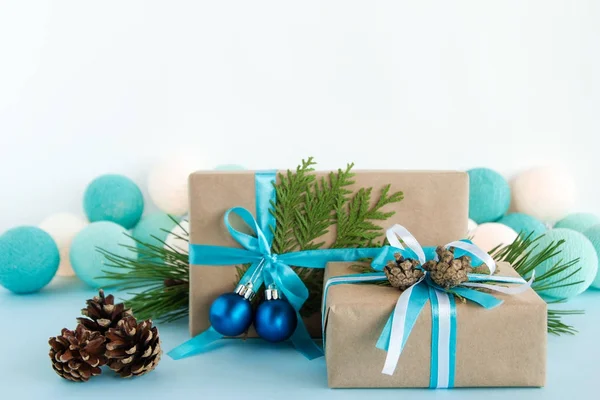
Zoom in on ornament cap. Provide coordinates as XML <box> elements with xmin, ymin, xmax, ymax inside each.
<box><xmin>265</xmin><ymin>285</ymin><xmax>281</xmax><ymax>301</ymax></box>
<box><xmin>235</xmin><ymin>282</ymin><xmax>256</xmax><ymax>301</ymax></box>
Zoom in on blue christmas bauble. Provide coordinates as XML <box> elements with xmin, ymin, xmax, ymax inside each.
<box><xmin>70</xmin><ymin>221</ymin><xmax>135</xmax><ymax>288</ymax></box>
<box><xmin>555</xmin><ymin>213</ymin><xmax>600</xmax><ymax>233</ymax></box>
<box><xmin>467</xmin><ymin>168</ymin><xmax>511</xmax><ymax>224</ymax></box>
<box><xmin>209</xmin><ymin>293</ymin><xmax>253</xmax><ymax>336</ymax></box>
<box><xmin>83</xmin><ymin>174</ymin><xmax>144</xmax><ymax>229</ymax></box>
<box><xmin>0</xmin><ymin>226</ymin><xmax>60</xmax><ymax>294</ymax></box>
<box><xmin>254</xmin><ymin>299</ymin><xmax>298</xmax><ymax>343</ymax></box>
<box><xmin>498</xmin><ymin>213</ymin><xmax>547</xmax><ymax>237</ymax></box>
<box><xmin>132</xmin><ymin>213</ymin><xmax>178</xmax><ymax>250</ymax></box>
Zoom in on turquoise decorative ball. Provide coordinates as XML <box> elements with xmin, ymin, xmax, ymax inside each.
<box><xmin>555</xmin><ymin>213</ymin><xmax>600</xmax><ymax>233</ymax></box>
<box><xmin>582</xmin><ymin>225</ymin><xmax>600</xmax><ymax>289</ymax></box>
<box><xmin>530</xmin><ymin>228</ymin><xmax>598</xmax><ymax>299</ymax></box>
<box><xmin>83</xmin><ymin>174</ymin><xmax>144</xmax><ymax>229</ymax></box>
<box><xmin>70</xmin><ymin>221</ymin><xmax>135</xmax><ymax>288</ymax></box>
<box><xmin>0</xmin><ymin>226</ymin><xmax>60</xmax><ymax>294</ymax></box>
<box><xmin>132</xmin><ymin>213</ymin><xmax>178</xmax><ymax>249</ymax></box>
<box><xmin>498</xmin><ymin>213</ymin><xmax>547</xmax><ymax>237</ymax></box>
<box><xmin>467</xmin><ymin>168</ymin><xmax>511</xmax><ymax>224</ymax></box>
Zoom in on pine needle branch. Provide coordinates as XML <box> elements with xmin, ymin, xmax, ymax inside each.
<box><xmin>98</xmin><ymin>221</ymin><xmax>190</xmax><ymax>323</ymax></box>
<box><xmin>490</xmin><ymin>232</ymin><xmax>583</xmax><ymax>335</ymax></box>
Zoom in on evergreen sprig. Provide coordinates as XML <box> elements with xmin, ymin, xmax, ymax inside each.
<box><xmin>244</xmin><ymin>157</ymin><xmax>404</xmax><ymax>316</ymax></box>
<box><xmin>98</xmin><ymin>217</ymin><xmax>190</xmax><ymax>323</ymax></box>
<box><xmin>490</xmin><ymin>233</ymin><xmax>583</xmax><ymax>335</ymax></box>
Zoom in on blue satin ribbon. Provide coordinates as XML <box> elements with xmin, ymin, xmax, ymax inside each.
<box><xmin>169</xmin><ymin>170</ymin><xmax>386</xmax><ymax>360</ymax></box>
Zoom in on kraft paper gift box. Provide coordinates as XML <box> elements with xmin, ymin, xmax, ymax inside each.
<box><xmin>188</xmin><ymin>170</ymin><xmax>468</xmax><ymax>337</ymax></box>
<box><xmin>322</xmin><ymin>261</ymin><xmax>547</xmax><ymax>388</ymax></box>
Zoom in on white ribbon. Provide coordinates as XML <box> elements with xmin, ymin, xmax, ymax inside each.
<box><xmin>444</xmin><ymin>240</ymin><xmax>497</xmax><ymax>275</ymax></box>
<box><xmin>381</xmin><ymin>275</ymin><xmax>425</xmax><ymax>375</ymax></box>
<box><xmin>461</xmin><ymin>272</ymin><xmax>535</xmax><ymax>295</ymax></box>
<box><xmin>386</xmin><ymin>224</ymin><xmax>426</xmax><ymax>264</ymax></box>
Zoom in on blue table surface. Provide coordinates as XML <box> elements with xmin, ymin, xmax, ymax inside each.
<box><xmin>1</xmin><ymin>277</ymin><xmax>598</xmax><ymax>400</ymax></box>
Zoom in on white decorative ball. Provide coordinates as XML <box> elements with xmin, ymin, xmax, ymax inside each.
<box><xmin>148</xmin><ymin>152</ymin><xmax>211</xmax><ymax>216</ymax></box>
<box><xmin>164</xmin><ymin>219</ymin><xmax>189</xmax><ymax>254</ymax></box>
<box><xmin>471</xmin><ymin>223</ymin><xmax>519</xmax><ymax>253</ymax></box>
<box><xmin>511</xmin><ymin>166</ymin><xmax>576</xmax><ymax>223</ymax></box>
<box><xmin>39</xmin><ymin>213</ymin><xmax>88</xmax><ymax>277</ymax></box>
<box><xmin>467</xmin><ymin>219</ymin><xmax>478</xmax><ymax>236</ymax></box>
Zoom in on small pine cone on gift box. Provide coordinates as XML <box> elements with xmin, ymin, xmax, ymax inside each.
<box><xmin>78</xmin><ymin>289</ymin><xmax>133</xmax><ymax>336</ymax></box>
<box><xmin>384</xmin><ymin>252</ymin><xmax>424</xmax><ymax>290</ymax></box>
<box><xmin>422</xmin><ymin>246</ymin><xmax>471</xmax><ymax>289</ymax></box>
<box><xmin>49</xmin><ymin>324</ymin><xmax>107</xmax><ymax>382</ymax></box>
<box><xmin>105</xmin><ymin>316</ymin><xmax>162</xmax><ymax>378</ymax></box>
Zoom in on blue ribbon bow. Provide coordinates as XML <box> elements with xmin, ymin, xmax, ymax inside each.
<box><xmin>168</xmin><ymin>170</ymin><xmax>385</xmax><ymax>360</ymax></box>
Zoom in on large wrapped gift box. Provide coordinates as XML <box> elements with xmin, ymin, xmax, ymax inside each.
<box><xmin>323</xmin><ymin>261</ymin><xmax>547</xmax><ymax>388</ymax></box>
<box><xmin>188</xmin><ymin>170</ymin><xmax>468</xmax><ymax>337</ymax></box>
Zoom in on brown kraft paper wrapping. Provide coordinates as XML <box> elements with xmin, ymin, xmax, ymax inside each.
<box><xmin>323</xmin><ymin>261</ymin><xmax>547</xmax><ymax>388</ymax></box>
<box><xmin>188</xmin><ymin>170</ymin><xmax>468</xmax><ymax>337</ymax></box>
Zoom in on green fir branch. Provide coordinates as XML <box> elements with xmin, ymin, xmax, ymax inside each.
<box><xmin>490</xmin><ymin>232</ymin><xmax>583</xmax><ymax>335</ymax></box>
<box><xmin>98</xmin><ymin>216</ymin><xmax>190</xmax><ymax>323</ymax></box>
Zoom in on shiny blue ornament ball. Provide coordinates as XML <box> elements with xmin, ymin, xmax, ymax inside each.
<box><xmin>70</xmin><ymin>221</ymin><xmax>135</xmax><ymax>288</ymax></box>
<box><xmin>582</xmin><ymin>225</ymin><xmax>600</xmax><ymax>289</ymax></box>
<box><xmin>254</xmin><ymin>299</ymin><xmax>298</xmax><ymax>343</ymax></box>
<box><xmin>83</xmin><ymin>174</ymin><xmax>144</xmax><ymax>229</ymax></box>
<box><xmin>467</xmin><ymin>168</ymin><xmax>511</xmax><ymax>224</ymax></box>
<box><xmin>209</xmin><ymin>293</ymin><xmax>253</xmax><ymax>336</ymax></box>
<box><xmin>0</xmin><ymin>226</ymin><xmax>60</xmax><ymax>294</ymax></box>
<box><xmin>555</xmin><ymin>213</ymin><xmax>600</xmax><ymax>233</ymax></box>
<box><xmin>132</xmin><ymin>213</ymin><xmax>178</xmax><ymax>249</ymax></box>
<box><xmin>530</xmin><ymin>229</ymin><xmax>598</xmax><ymax>299</ymax></box>
<box><xmin>498</xmin><ymin>213</ymin><xmax>547</xmax><ymax>237</ymax></box>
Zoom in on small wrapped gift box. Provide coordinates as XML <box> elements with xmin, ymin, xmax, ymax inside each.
<box><xmin>322</xmin><ymin>261</ymin><xmax>547</xmax><ymax>388</ymax></box>
<box><xmin>188</xmin><ymin>170</ymin><xmax>469</xmax><ymax>338</ymax></box>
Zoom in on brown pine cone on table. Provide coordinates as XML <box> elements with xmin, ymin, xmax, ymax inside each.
<box><xmin>78</xmin><ymin>289</ymin><xmax>133</xmax><ymax>335</ymax></box>
<box><xmin>422</xmin><ymin>246</ymin><xmax>471</xmax><ymax>289</ymax></box>
<box><xmin>49</xmin><ymin>324</ymin><xmax>107</xmax><ymax>382</ymax></box>
<box><xmin>384</xmin><ymin>252</ymin><xmax>424</xmax><ymax>290</ymax></box>
<box><xmin>106</xmin><ymin>316</ymin><xmax>162</xmax><ymax>378</ymax></box>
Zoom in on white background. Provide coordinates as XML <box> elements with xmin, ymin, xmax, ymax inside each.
<box><xmin>0</xmin><ymin>1</ymin><xmax>598</xmax><ymax>232</ymax></box>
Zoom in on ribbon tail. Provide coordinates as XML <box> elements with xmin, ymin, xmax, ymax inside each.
<box><xmin>290</xmin><ymin>312</ymin><xmax>324</xmax><ymax>360</ymax></box>
<box><xmin>167</xmin><ymin>326</ymin><xmax>223</xmax><ymax>360</ymax></box>
<box><xmin>429</xmin><ymin>287</ymin><xmax>457</xmax><ymax>389</ymax></box>
<box><xmin>380</xmin><ymin>280</ymin><xmax>429</xmax><ymax>375</ymax></box>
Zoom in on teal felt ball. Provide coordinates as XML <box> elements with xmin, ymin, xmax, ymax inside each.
<box><xmin>83</xmin><ymin>174</ymin><xmax>144</xmax><ymax>229</ymax></box>
<box><xmin>530</xmin><ymin>229</ymin><xmax>598</xmax><ymax>299</ymax></box>
<box><xmin>132</xmin><ymin>213</ymin><xmax>178</xmax><ymax>249</ymax></box>
<box><xmin>498</xmin><ymin>213</ymin><xmax>547</xmax><ymax>237</ymax></box>
<box><xmin>70</xmin><ymin>221</ymin><xmax>135</xmax><ymax>288</ymax></box>
<box><xmin>582</xmin><ymin>225</ymin><xmax>600</xmax><ymax>289</ymax></box>
<box><xmin>0</xmin><ymin>226</ymin><xmax>60</xmax><ymax>294</ymax></box>
<box><xmin>467</xmin><ymin>168</ymin><xmax>511</xmax><ymax>224</ymax></box>
<box><xmin>555</xmin><ymin>213</ymin><xmax>600</xmax><ymax>233</ymax></box>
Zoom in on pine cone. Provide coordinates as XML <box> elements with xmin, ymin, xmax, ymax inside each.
<box><xmin>384</xmin><ymin>252</ymin><xmax>424</xmax><ymax>290</ymax></box>
<box><xmin>422</xmin><ymin>246</ymin><xmax>471</xmax><ymax>289</ymax></box>
<box><xmin>78</xmin><ymin>289</ymin><xmax>133</xmax><ymax>335</ymax></box>
<box><xmin>106</xmin><ymin>316</ymin><xmax>162</xmax><ymax>378</ymax></box>
<box><xmin>49</xmin><ymin>324</ymin><xmax>107</xmax><ymax>382</ymax></box>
